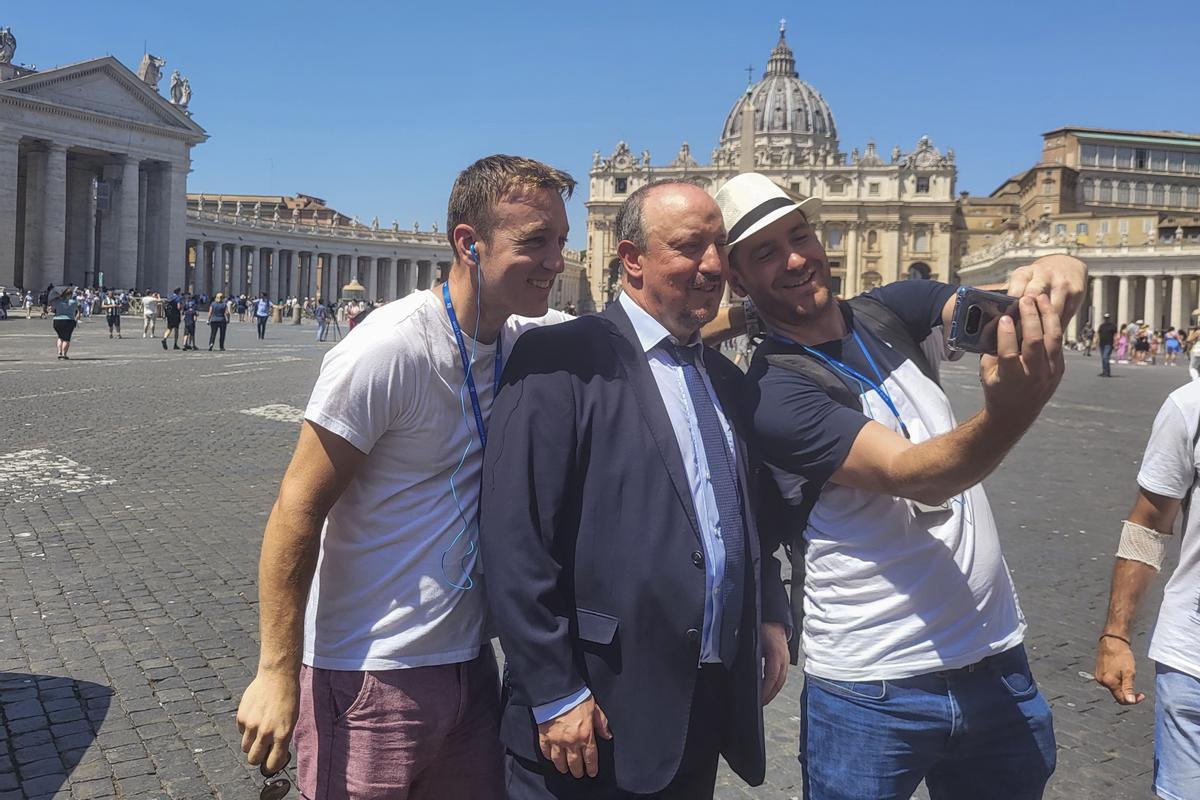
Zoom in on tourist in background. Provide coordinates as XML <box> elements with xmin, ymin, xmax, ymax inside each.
<box><xmin>1116</xmin><ymin>325</ymin><xmax>1130</xmax><ymax>364</ymax></box>
<box><xmin>143</xmin><ymin>291</ymin><xmax>160</xmax><ymax>337</ymax></box>
<box><xmin>1164</xmin><ymin>327</ymin><xmax>1181</xmax><ymax>367</ymax></box>
<box><xmin>1095</xmin><ymin>380</ymin><xmax>1200</xmax><ymax>800</ymax></box>
<box><xmin>236</xmin><ymin>294</ymin><xmax>248</xmax><ymax>322</ymax></box>
<box><xmin>254</xmin><ymin>292</ymin><xmax>271</xmax><ymax>340</ymax></box>
<box><xmin>24</xmin><ymin>290</ymin><xmax>34</xmax><ymax>318</ymax></box>
<box><xmin>314</xmin><ymin>301</ymin><xmax>329</xmax><ymax>342</ymax></box>
<box><xmin>102</xmin><ymin>290</ymin><xmax>122</xmax><ymax>339</ymax></box>
<box><xmin>1097</xmin><ymin>313</ymin><xmax>1117</xmax><ymax>377</ymax></box>
<box><xmin>181</xmin><ymin>294</ymin><xmax>199</xmax><ymax>351</ymax></box>
<box><xmin>51</xmin><ymin>285</ymin><xmax>79</xmax><ymax>360</ymax></box>
<box><xmin>207</xmin><ymin>292</ymin><xmax>229</xmax><ymax>351</ymax></box>
<box><xmin>161</xmin><ymin>287</ymin><xmax>183</xmax><ymax>350</ymax></box>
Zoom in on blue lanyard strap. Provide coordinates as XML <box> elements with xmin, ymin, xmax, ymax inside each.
<box><xmin>442</xmin><ymin>282</ymin><xmax>502</xmax><ymax>449</ymax></box>
<box><xmin>772</xmin><ymin>326</ymin><xmax>911</xmax><ymax>440</ymax></box>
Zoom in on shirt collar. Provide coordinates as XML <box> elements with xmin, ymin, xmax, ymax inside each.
<box><xmin>617</xmin><ymin>292</ymin><xmax>701</xmax><ymax>355</ymax></box>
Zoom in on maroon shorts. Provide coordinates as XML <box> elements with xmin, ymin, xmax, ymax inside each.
<box><xmin>294</xmin><ymin>644</ymin><xmax>504</xmax><ymax>799</ymax></box>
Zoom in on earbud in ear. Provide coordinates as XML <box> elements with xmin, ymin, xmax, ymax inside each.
<box><xmin>469</xmin><ymin>243</ymin><xmax>479</xmax><ymax>264</ymax></box>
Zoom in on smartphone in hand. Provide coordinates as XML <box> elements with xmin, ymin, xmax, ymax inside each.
<box><xmin>948</xmin><ymin>287</ymin><xmax>1021</xmax><ymax>355</ymax></box>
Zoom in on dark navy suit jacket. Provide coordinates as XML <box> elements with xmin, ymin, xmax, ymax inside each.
<box><xmin>479</xmin><ymin>301</ymin><xmax>790</xmax><ymax>794</ymax></box>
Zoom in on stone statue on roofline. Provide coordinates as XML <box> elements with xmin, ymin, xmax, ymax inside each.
<box><xmin>180</xmin><ymin>77</ymin><xmax>192</xmax><ymax>110</ymax></box>
<box><xmin>0</xmin><ymin>28</ymin><xmax>16</xmax><ymax>65</ymax></box>
<box><xmin>169</xmin><ymin>70</ymin><xmax>183</xmax><ymax>104</ymax></box>
<box><xmin>137</xmin><ymin>54</ymin><xmax>166</xmax><ymax>90</ymax></box>
<box><xmin>371</xmin><ymin>216</ymin><xmax>380</xmax><ymax>231</ymax></box>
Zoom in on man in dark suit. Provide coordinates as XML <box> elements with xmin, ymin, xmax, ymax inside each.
<box><xmin>479</xmin><ymin>180</ymin><xmax>791</xmax><ymax>798</ymax></box>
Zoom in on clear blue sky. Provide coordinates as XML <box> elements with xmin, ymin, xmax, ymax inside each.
<box><xmin>10</xmin><ymin>1</ymin><xmax>1200</xmax><ymax>248</ymax></box>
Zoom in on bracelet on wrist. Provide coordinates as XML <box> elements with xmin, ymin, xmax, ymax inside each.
<box><xmin>1099</xmin><ymin>632</ymin><xmax>1131</xmax><ymax>647</ymax></box>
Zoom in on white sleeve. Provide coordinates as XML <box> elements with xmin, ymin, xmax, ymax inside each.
<box><xmin>304</xmin><ymin>333</ymin><xmax>414</xmax><ymax>454</ymax></box>
<box><xmin>1137</xmin><ymin>397</ymin><xmax>1196</xmax><ymax>500</ymax></box>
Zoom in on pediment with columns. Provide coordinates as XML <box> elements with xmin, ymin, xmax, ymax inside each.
<box><xmin>0</xmin><ymin>56</ymin><xmax>206</xmax><ymax>141</ymax></box>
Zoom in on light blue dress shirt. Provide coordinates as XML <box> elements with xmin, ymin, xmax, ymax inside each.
<box><xmin>532</xmin><ymin>293</ymin><xmax>737</xmax><ymax>724</ymax></box>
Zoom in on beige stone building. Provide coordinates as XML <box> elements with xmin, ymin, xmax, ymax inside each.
<box><xmin>584</xmin><ymin>23</ymin><xmax>960</xmax><ymax>309</ymax></box>
<box><xmin>960</xmin><ymin>127</ymin><xmax>1200</xmax><ymax>333</ymax></box>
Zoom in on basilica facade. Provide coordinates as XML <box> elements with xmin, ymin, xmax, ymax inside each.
<box><xmin>584</xmin><ymin>24</ymin><xmax>960</xmax><ymax>309</ymax></box>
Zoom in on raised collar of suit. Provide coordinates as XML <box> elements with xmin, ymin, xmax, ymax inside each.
<box><xmin>617</xmin><ymin>291</ymin><xmax>702</xmax><ymax>355</ymax></box>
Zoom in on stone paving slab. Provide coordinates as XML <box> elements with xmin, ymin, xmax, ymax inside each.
<box><xmin>0</xmin><ymin>314</ymin><xmax>1187</xmax><ymax>798</ymax></box>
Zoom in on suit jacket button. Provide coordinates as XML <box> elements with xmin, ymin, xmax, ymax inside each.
<box><xmin>685</xmin><ymin>628</ymin><xmax>700</xmax><ymax>644</ymax></box>
<box><xmin>691</xmin><ymin>551</ymin><xmax>704</xmax><ymax>568</ymax></box>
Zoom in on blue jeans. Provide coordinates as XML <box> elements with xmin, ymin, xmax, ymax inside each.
<box><xmin>800</xmin><ymin>645</ymin><xmax>1055</xmax><ymax>799</ymax></box>
<box><xmin>256</xmin><ymin>314</ymin><xmax>268</xmax><ymax>339</ymax></box>
<box><xmin>316</xmin><ymin>320</ymin><xmax>328</xmax><ymax>341</ymax></box>
<box><xmin>1155</xmin><ymin>662</ymin><xmax>1200</xmax><ymax>800</ymax></box>
<box><xmin>1100</xmin><ymin>344</ymin><xmax>1113</xmax><ymax>375</ymax></box>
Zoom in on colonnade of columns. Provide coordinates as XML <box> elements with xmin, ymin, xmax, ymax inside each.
<box><xmin>1089</xmin><ymin>273</ymin><xmax>1200</xmax><ymax>332</ymax></box>
<box><xmin>184</xmin><ymin>239</ymin><xmax>447</xmax><ymax>303</ymax></box>
<box><xmin>0</xmin><ymin>135</ymin><xmax>187</xmax><ymax>294</ymax></box>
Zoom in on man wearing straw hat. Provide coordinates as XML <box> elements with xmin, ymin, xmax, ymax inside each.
<box><xmin>715</xmin><ymin>172</ymin><xmax>1086</xmax><ymax>799</ymax></box>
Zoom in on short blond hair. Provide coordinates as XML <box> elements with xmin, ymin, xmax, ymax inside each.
<box><xmin>445</xmin><ymin>155</ymin><xmax>575</xmax><ymax>259</ymax></box>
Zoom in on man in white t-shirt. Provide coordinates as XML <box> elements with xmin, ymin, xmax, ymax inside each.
<box><xmin>1095</xmin><ymin>381</ymin><xmax>1200</xmax><ymax>800</ymax></box>
<box><xmin>716</xmin><ymin>173</ymin><xmax>1088</xmax><ymax>799</ymax></box>
<box><xmin>235</xmin><ymin>155</ymin><xmax>578</xmax><ymax>799</ymax></box>
<box><xmin>142</xmin><ymin>292</ymin><xmax>159</xmax><ymax>338</ymax></box>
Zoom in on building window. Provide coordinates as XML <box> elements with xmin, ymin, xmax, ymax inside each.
<box><xmin>913</xmin><ymin>227</ymin><xmax>929</xmax><ymax>252</ymax></box>
<box><xmin>915</xmin><ymin>176</ymin><xmax>930</xmax><ymax>194</ymax></box>
<box><xmin>1168</xmin><ymin>151</ymin><xmax>1185</xmax><ymax>173</ymax></box>
<box><xmin>1042</xmin><ymin>179</ymin><xmax>1055</xmax><ymax>195</ymax></box>
<box><xmin>1153</xmin><ymin>184</ymin><xmax>1165</xmax><ymax>204</ymax></box>
<box><xmin>829</xmin><ymin>179</ymin><xmax>845</xmax><ymax>195</ymax></box>
<box><xmin>789</xmin><ymin>182</ymin><xmax>801</xmax><ymax>193</ymax></box>
<box><xmin>1117</xmin><ymin>181</ymin><xmax>1130</xmax><ymax>203</ymax></box>
<box><xmin>1099</xmin><ymin>145</ymin><xmax>1116</xmax><ymax>166</ymax></box>
<box><xmin>1076</xmin><ymin>222</ymin><xmax>1089</xmax><ymax>236</ymax></box>
<box><xmin>1151</xmin><ymin>150</ymin><xmax>1168</xmax><ymax>171</ymax></box>
<box><xmin>867</xmin><ymin>230</ymin><xmax>878</xmax><ymax>250</ymax></box>
<box><xmin>1169</xmin><ymin>185</ymin><xmax>1183</xmax><ymax>206</ymax></box>
<box><xmin>1143</xmin><ymin>219</ymin><xmax>1154</xmax><ymax>233</ymax></box>
<box><xmin>868</xmin><ymin>182</ymin><xmax>880</xmax><ymax>196</ymax></box>
<box><xmin>615</xmin><ymin>177</ymin><xmax>627</xmax><ymax>194</ymax></box>
<box><xmin>1135</xmin><ymin>182</ymin><xmax>1148</xmax><ymax>204</ymax></box>
<box><xmin>1054</xmin><ymin>223</ymin><xmax>1067</xmax><ymax>235</ymax></box>
<box><xmin>1188</xmin><ymin>186</ymin><xmax>1200</xmax><ymax>208</ymax></box>
<box><xmin>1080</xmin><ymin>143</ymin><xmax>1098</xmax><ymax>166</ymax></box>
<box><xmin>1187</xmin><ymin>154</ymin><xmax>1200</xmax><ymax>175</ymax></box>
<box><xmin>1117</xmin><ymin>147</ymin><xmax>1134</xmax><ymax>168</ymax></box>
<box><xmin>1081</xmin><ymin>178</ymin><xmax>1095</xmax><ymax>202</ymax></box>
<box><xmin>825</xmin><ymin>226</ymin><xmax>844</xmax><ymax>250</ymax></box>
<box><xmin>1119</xmin><ymin>219</ymin><xmax>1129</xmax><ymax>234</ymax></box>
<box><xmin>1135</xmin><ymin>149</ymin><xmax>1148</xmax><ymax>170</ymax></box>
<box><xmin>1099</xmin><ymin>179</ymin><xmax>1112</xmax><ymax>203</ymax></box>
<box><xmin>1100</xmin><ymin>221</ymin><xmax>1110</xmax><ymax>235</ymax></box>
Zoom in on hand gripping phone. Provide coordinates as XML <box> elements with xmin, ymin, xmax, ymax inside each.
<box><xmin>947</xmin><ymin>286</ymin><xmax>1021</xmax><ymax>355</ymax></box>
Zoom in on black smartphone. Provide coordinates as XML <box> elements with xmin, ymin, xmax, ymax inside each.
<box><xmin>947</xmin><ymin>286</ymin><xmax>1021</xmax><ymax>355</ymax></box>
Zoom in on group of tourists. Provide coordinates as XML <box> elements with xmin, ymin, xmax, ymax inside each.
<box><xmin>227</xmin><ymin>154</ymin><xmax>1196</xmax><ymax>800</ymax></box>
<box><xmin>1091</xmin><ymin>315</ymin><xmax>1197</xmax><ymax>377</ymax></box>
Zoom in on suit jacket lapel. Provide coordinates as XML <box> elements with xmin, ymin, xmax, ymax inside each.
<box><xmin>601</xmin><ymin>302</ymin><xmax>701</xmax><ymax>537</ymax></box>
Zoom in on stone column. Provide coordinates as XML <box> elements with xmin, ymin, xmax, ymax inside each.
<box><xmin>1171</xmin><ymin>275</ymin><xmax>1187</xmax><ymax>331</ymax></box>
<box><xmin>161</xmin><ymin>164</ymin><xmax>189</xmax><ymax>293</ymax></box>
<box><xmin>136</xmin><ymin>167</ymin><xmax>149</xmax><ymax>289</ymax></box>
<box><xmin>1090</xmin><ymin>276</ymin><xmax>1108</xmax><ymax>329</ymax></box>
<box><xmin>397</xmin><ymin>259</ymin><xmax>411</xmax><ymax>297</ymax></box>
<box><xmin>1116</xmin><ymin>275</ymin><xmax>1132</xmax><ymax>325</ymax></box>
<box><xmin>22</xmin><ymin>147</ymin><xmax>47</xmax><ymax>290</ymax></box>
<box><xmin>844</xmin><ymin>222</ymin><xmax>860</xmax><ymax>297</ymax></box>
<box><xmin>417</xmin><ymin>260</ymin><xmax>432</xmax><ymax>290</ymax></box>
<box><xmin>38</xmin><ymin>143</ymin><xmax>68</xmax><ymax>289</ymax></box>
<box><xmin>1144</xmin><ymin>276</ymin><xmax>1162</xmax><ymax>331</ymax></box>
<box><xmin>0</xmin><ymin>135</ymin><xmax>17</xmax><ymax>290</ymax></box>
<box><xmin>66</xmin><ymin>164</ymin><xmax>96</xmax><ymax>285</ymax></box>
<box><xmin>116</xmin><ymin>155</ymin><xmax>140</xmax><ymax>290</ymax></box>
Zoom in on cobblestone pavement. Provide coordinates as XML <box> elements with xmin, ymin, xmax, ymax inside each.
<box><xmin>0</xmin><ymin>314</ymin><xmax>1189</xmax><ymax>799</ymax></box>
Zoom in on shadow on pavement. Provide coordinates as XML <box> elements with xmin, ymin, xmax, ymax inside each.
<box><xmin>0</xmin><ymin>673</ymin><xmax>112</xmax><ymax>798</ymax></box>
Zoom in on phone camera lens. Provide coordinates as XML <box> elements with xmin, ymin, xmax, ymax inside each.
<box><xmin>965</xmin><ymin>305</ymin><xmax>983</xmax><ymax>335</ymax></box>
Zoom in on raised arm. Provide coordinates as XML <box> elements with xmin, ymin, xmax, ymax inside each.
<box><xmin>834</xmin><ymin>293</ymin><xmax>1063</xmax><ymax>505</ymax></box>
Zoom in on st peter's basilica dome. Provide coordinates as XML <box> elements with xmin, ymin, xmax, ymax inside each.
<box><xmin>720</xmin><ymin>22</ymin><xmax>838</xmax><ymax>155</ymax></box>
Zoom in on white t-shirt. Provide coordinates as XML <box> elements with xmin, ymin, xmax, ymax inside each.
<box><xmin>302</xmin><ymin>289</ymin><xmax>572</xmax><ymax>671</ymax></box>
<box><xmin>1140</xmin><ymin>381</ymin><xmax>1200</xmax><ymax>679</ymax></box>
<box><xmin>143</xmin><ymin>297</ymin><xmax>159</xmax><ymax>316</ymax></box>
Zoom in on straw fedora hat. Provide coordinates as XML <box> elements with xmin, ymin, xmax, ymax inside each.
<box><xmin>715</xmin><ymin>172</ymin><xmax>822</xmax><ymax>253</ymax></box>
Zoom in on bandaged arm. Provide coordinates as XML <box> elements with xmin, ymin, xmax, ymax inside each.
<box><xmin>1099</xmin><ymin>489</ymin><xmax>1181</xmax><ymax>643</ymax></box>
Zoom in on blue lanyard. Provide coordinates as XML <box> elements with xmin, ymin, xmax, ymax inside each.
<box><xmin>772</xmin><ymin>327</ymin><xmax>910</xmax><ymax>439</ymax></box>
<box><xmin>442</xmin><ymin>281</ymin><xmax>502</xmax><ymax>449</ymax></box>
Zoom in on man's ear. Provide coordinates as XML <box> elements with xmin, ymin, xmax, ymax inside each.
<box><xmin>451</xmin><ymin>224</ymin><xmax>478</xmax><ymax>265</ymax></box>
<box><xmin>616</xmin><ymin>240</ymin><xmax>643</xmax><ymax>282</ymax></box>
